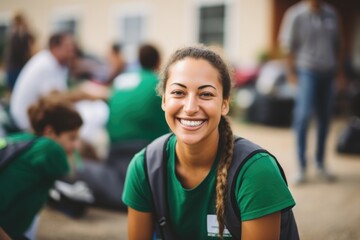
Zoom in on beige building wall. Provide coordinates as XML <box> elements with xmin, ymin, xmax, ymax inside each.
<box><xmin>0</xmin><ymin>0</ymin><xmax>272</xmax><ymax>66</ymax></box>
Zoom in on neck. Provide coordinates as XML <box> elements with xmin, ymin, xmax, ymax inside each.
<box><xmin>50</xmin><ymin>49</ymin><xmax>64</xmax><ymax>66</ymax></box>
<box><xmin>307</xmin><ymin>0</ymin><xmax>322</xmax><ymax>12</ymax></box>
<box><xmin>175</xmin><ymin>132</ymin><xmax>220</xmax><ymax>170</ymax></box>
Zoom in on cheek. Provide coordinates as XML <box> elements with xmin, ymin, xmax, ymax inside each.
<box><xmin>163</xmin><ymin>97</ymin><xmax>180</xmax><ymax>113</ymax></box>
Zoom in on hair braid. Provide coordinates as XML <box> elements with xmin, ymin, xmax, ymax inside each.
<box><xmin>216</xmin><ymin>116</ymin><xmax>234</xmax><ymax>238</ymax></box>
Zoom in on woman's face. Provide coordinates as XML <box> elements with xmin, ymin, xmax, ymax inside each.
<box><xmin>162</xmin><ymin>58</ymin><xmax>229</xmax><ymax>145</ymax></box>
<box><xmin>49</xmin><ymin>129</ymin><xmax>80</xmax><ymax>155</ymax></box>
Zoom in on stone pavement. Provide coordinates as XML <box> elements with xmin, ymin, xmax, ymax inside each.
<box><xmin>37</xmin><ymin>118</ymin><xmax>360</xmax><ymax>240</ymax></box>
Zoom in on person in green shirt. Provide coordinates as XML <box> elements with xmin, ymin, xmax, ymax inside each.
<box><xmin>74</xmin><ymin>44</ymin><xmax>169</xmax><ymax>209</ymax></box>
<box><xmin>122</xmin><ymin>46</ymin><xmax>297</xmax><ymax>239</ymax></box>
<box><xmin>107</xmin><ymin>43</ymin><xmax>168</xmax><ymax>143</ymax></box>
<box><xmin>0</xmin><ymin>95</ymin><xmax>83</xmax><ymax>239</ymax></box>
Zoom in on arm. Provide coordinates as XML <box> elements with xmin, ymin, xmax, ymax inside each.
<box><xmin>241</xmin><ymin>211</ymin><xmax>281</xmax><ymax>240</ymax></box>
<box><xmin>335</xmin><ymin>11</ymin><xmax>346</xmax><ymax>92</ymax></box>
<box><xmin>278</xmin><ymin>8</ymin><xmax>298</xmax><ymax>85</ymax></box>
<box><xmin>128</xmin><ymin>207</ymin><xmax>154</xmax><ymax>240</ymax></box>
<box><xmin>284</xmin><ymin>52</ymin><xmax>297</xmax><ymax>85</ymax></box>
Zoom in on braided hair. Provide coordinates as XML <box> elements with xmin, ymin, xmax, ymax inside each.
<box><xmin>158</xmin><ymin>45</ymin><xmax>234</xmax><ymax>238</ymax></box>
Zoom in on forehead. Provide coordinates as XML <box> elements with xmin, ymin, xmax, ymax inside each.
<box><xmin>57</xmin><ymin>129</ymin><xmax>79</xmax><ymax>138</ymax></box>
<box><xmin>60</xmin><ymin>35</ymin><xmax>75</xmax><ymax>46</ymax></box>
<box><xmin>167</xmin><ymin>58</ymin><xmax>221</xmax><ymax>86</ymax></box>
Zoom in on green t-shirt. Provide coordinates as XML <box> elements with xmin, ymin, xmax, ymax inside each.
<box><xmin>122</xmin><ymin>135</ymin><xmax>296</xmax><ymax>239</ymax></box>
<box><xmin>0</xmin><ymin>133</ymin><xmax>69</xmax><ymax>238</ymax></box>
<box><xmin>106</xmin><ymin>69</ymin><xmax>169</xmax><ymax>143</ymax></box>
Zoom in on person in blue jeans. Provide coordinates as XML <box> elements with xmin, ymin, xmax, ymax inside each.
<box><xmin>279</xmin><ymin>0</ymin><xmax>345</xmax><ymax>184</ymax></box>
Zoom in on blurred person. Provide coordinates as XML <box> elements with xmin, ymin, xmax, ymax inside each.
<box><xmin>9</xmin><ymin>32</ymin><xmax>109</xmax><ymax>160</ymax></box>
<box><xmin>10</xmin><ymin>31</ymin><xmax>76</xmax><ymax>130</ymax></box>
<box><xmin>106</xmin><ymin>43</ymin><xmax>168</xmax><ymax>144</ymax></box>
<box><xmin>74</xmin><ymin>44</ymin><xmax>168</xmax><ymax>209</ymax></box>
<box><xmin>3</xmin><ymin>12</ymin><xmax>35</xmax><ymax>91</ymax></box>
<box><xmin>0</xmin><ymin>95</ymin><xmax>83</xmax><ymax>239</ymax></box>
<box><xmin>122</xmin><ymin>46</ymin><xmax>298</xmax><ymax>239</ymax></box>
<box><xmin>69</xmin><ymin>43</ymin><xmax>125</xmax><ymax>85</ymax></box>
<box><xmin>105</xmin><ymin>42</ymin><xmax>126</xmax><ymax>84</ymax></box>
<box><xmin>279</xmin><ymin>0</ymin><xmax>345</xmax><ymax>185</ymax></box>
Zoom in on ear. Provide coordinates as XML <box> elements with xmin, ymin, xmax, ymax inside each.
<box><xmin>161</xmin><ymin>95</ymin><xmax>166</xmax><ymax>111</ymax></box>
<box><xmin>221</xmin><ymin>97</ymin><xmax>230</xmax><ymax>116</ymax></box>
<box><xmin>43</xmin><ymin>125</ymin><xmax>56</xmax><ymax>138</ymax></box>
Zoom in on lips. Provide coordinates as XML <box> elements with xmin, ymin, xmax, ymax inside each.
<box><xmin>179</xmin><ymin>119</ymin><xmax>206</xmax><ymax>127</ymax></box>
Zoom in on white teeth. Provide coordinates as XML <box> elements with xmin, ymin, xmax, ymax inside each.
<box><xmin>180</xmin><ymin>119</ymin><xmax>204</xmax><ymax>127</ymax></box>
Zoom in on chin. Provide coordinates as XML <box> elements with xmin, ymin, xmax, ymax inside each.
<box><xmin>176</xmin><ymin>133</ymin><xmax>205</xmax><ymax>146</ymax></box>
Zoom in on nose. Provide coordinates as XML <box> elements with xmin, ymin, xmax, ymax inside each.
<box><xmin>183</xmin><ymin>94</ymin><xmax>199</xmax><ymax>115</ymax></box>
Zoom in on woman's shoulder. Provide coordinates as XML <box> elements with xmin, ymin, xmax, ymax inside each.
<box><xmin>29</xmin><ymin>136</ymin><xmax>67</xmax><ymax>158</ymax></box>
<box><xmin>127</xmin><ymin>148</ymin><xmax>147</xmax><ymax>172</ymax></box>
<box><xmin>240</xmin><ymin>152</ymin><xmax>278</xmax><ymax>173</ymax></box>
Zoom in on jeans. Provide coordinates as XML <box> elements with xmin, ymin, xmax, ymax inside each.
<box><xmin>294</xmin><ymin>69</ymin><xmax>335</xmax><ymax>170</ymax></box>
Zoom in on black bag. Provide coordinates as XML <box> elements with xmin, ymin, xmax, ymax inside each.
<box><xmin>337</xmin><ymin>117</ymin><xmax>360</xmax><ymax>155</ymax></box>
<box><xmin>246</xmin><ymin>94</ymin><xmax>294</xmax><ymax>127</ymax></box>
<box><xmin>0</xmin><ymin>137</ymin><xmax>38</xmax><ymax>171</ymax></box>
<box><xmin>74</xmin><ymin>140</ymin><xmax>149</xmax><ymax>210</ymax></box>
<box><xmin>47</xmin><ymin>180</ymin><xmax>94</xmax><ymax>218</ymax></box>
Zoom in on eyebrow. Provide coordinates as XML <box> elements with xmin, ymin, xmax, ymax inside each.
<box><xmin>170</xmin><ymin>83</ymin><xmax>216</xmax><ymax>90</ymax></box>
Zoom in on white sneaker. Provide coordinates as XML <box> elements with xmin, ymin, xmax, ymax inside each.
<box><xmin>292</xmin><ymin>170</ymin><xmax>307</xmax><ymax>186</ymax></box>
<box><xmin>316</xmin><ymin>168</ymin><xmax>336</xmax><ymax>183</ymax></box>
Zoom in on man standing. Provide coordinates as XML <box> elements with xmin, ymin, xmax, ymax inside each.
<box><xmin>10</xmin><ymin>32</ymin><xmax>76</xmax><ymax>130</ymax></box>
<box><xmin>3</xmin><ymin>12</ymin><xmax>35</xmax><ymax>91</ymax></box>
<box><xmin>279</xmin><ymin>0</ymin><xmax>344</xmax><ymax>184</ymax></box>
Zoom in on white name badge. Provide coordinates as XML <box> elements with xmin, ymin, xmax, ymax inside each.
<box><xmin>207</xmin><ymin>214</ymin><xmax>231</xmax><ymax>237</ymax></box>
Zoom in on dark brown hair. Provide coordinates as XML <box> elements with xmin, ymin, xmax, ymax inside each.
<box><xmin>139</xmin><ymin>44</ymin><xmax>160</xmax><ymax>70</ymax></box>
<box><xmin>28</xmin><ymin>93</ymin><xmax>83</xmax><ymax>136</ymax></box>
<box><xmin>48</xmin><ymin>32</ymin><xmax>72</xmax><ymax>49</ymax></box>
<box><xmin>158</xmin><ymin>46</ymin><xmax>233</xmax><ymax>238</ymax></box>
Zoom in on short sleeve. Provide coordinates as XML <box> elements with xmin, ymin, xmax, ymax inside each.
<box><xmin>122</xmin><ymin>149</ymin><xmax>154</xmax><ymax>212</ymax></box>
<box><xmin>235</xmin><ymin>153</ymin><xmax>295</xmax><ymax>221</ymax></box>
<box><xmin>39</xmin><ymin>140</ymin><xmax>69</xmax><ymax>179</ymax></box>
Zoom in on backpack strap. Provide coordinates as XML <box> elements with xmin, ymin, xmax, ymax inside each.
<box><xmin>144</xmin><ymin>133</ymin><xmax>176</xmax><ymax>240</ymax></box>
<box><xmin>224</xmin><ymin>136</ymin><xmax>266</xmax><ymax>238</ymax></box>
<box><xmin>225</xmin><ymin>137</ymin><xmax>297</xmax><ymax>240</ymax></box>
<box><xmin>0</xmin><ymin>137</ymin><xmax>39</xmax><ymax>171</ymax></box>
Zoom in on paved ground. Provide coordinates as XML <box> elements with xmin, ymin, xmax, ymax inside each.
<box><xmin>37</xmin><ymin>118</ymin><xmax>360</xmax><ymax>240</ymax></box>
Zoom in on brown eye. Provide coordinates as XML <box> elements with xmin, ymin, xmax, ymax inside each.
<box><xmin>200</xmin><ymin>92</ymin><xmax>214</xmax><ymax>98</ymax></box>
<box><xmin>171</xmin><ymin>90</ymin><xmax>185</xmax><ymax>96</ymax></box>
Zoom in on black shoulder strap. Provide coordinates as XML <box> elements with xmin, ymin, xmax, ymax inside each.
<box><xmin>225</xmin><ymin>137</ymin><xmax>298</xmax><ymax>240</ymax></box>
<box><xmin>0</xmin><ymin>137</ymin><xmax>39</xmax><ymax>171</ymax></box>
<box><xmin>224</xmin><ymin>136</ymin><xmax>266</xmax><ymax>238</ymax></box>
<box><xmin>144</xmin><ymin>133</ymin><xmax>176</xmax><ymax>240</ymax></box>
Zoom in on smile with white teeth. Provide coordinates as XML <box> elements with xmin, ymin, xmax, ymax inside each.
<box><xmin>180</xmin><ymin>119</ymin><xmax>204</xmax><ymax>127</ymax></box>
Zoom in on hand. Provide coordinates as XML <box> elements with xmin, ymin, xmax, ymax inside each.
<box><xmin>287</xmin><ymin>72</ymin><xmax>298</xmax><ymax>86</ymax></box>
<box><xmin>336</xmin><ymin>72</ymin><xmax>346</xmax><ymax>93</ymax></box>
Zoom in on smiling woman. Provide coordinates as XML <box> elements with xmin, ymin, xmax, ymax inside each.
<box><xmin>162</xmin><ymin>57</ymin><xmax>229</xmax><ymax>147</ymax></box>
<box><xmin>122</xmin><ymin>46</ymin><xmax>298</xmax><ymax>240</ymax></box>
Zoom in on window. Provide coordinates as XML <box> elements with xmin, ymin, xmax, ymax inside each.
<box><xmin>122</xmin><ymin>16</ymin><xmax>144</xmax><ymax>46</ymax></box>
<box><xmin>198</xmin><ymin>4</ymin><xmax>225</xmax><ymax>46</ymax></box>
<box><xmin>53</xmin><ymin>18</ymin><xmax>78</xmax><ymax>35</ymax></box>
<box><xmin>119</xmin><ymin>15</ymin><xmax>145</xmax><ymax>65</ymax></box>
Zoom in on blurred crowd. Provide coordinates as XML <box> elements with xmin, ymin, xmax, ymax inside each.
<box><xmin>0</xmin><ymin>2</ymin><xmax>359</xmax><ymax>238</ymax></box>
